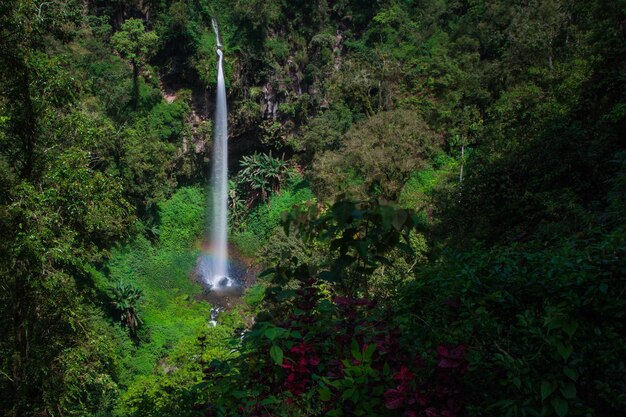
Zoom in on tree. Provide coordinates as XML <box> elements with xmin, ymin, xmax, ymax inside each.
<box><xmin>111</xmin><ymin>281</ymin><xmax>143</xmax><ymax>334</ymax></box>
<box><xmin>450</xmin><ymin>105</ymin><xmax>482</xmax><ymax>184</ymax></box>
<box><xmin>311</xmin><ymin>110</ymin><xmax>442</xmax><ymax>201</ymax></box>
<box><xmin>112</xmin><ymin>18</ymin><xmax>158</xmax><ymax>108</ymax></box>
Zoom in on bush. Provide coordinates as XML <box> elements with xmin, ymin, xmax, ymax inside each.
<box><xmin>197</xmin><ymin>201</ymin><xmax>467</xmax><ymax>417</ymax></box>
<box><xmin>157</xmin><ymin>186</ymin><xmax>205</xmax><ymax>248</ymax></box>
<box><xmin>235</xmin><ymin>152</ymin><xmax>291</xmax><ymax>206</ymax></box>
<box><xmin>111</xmin><ymin>280</ymin><xmax>143</xmax><ymax>334</ymax></box>
<box><xmin>398</xmin><ymin>155</ymin><xmax>457</xmax><ymax>227</ymax></box>
<box><xmin>289</xmin><ymin>102</ymin><xmax>354</xmax><ymax>159</ymax></box>
<box><xmin>311</xmin><ymin>109</ymin><xmax>442</xmax><ymax>201</ymax></box>
<box><xmin>233</xmin><ymin>178</ymin><xmax>314</xmax><ymax>257</ymax></box>
<box><xmin>399</xmin><ymin>229</ymin><xmax>626</xmax><ymax>416</ymax></box>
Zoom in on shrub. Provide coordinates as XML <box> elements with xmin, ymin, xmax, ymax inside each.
<box><xmin>289</xmin><ymin>102</ymin><xmax>354</xmax><ymax>159</ymax></box>
<box><xmin>233</xmin><ymin>178</ymin><xmax>314</xmax><ymax>257</ymax></box>
<box><xmin>398</xmin><ymin>154</ymin><xmax>457</xmax><ymax>223</ymax></box>
<box><xmin>236</xmin><ymin>152</ymin><xmax>291</xmax><ymax>206</ymax></box>
<box><xmin>111</xmin><ymin>280</ymin><xmax>143</xmax><ymax>333</ymax></box>
<box><xmin>157</xmin><ymin>186</ymin><xmax>205</xmax><ymax>248</ymax></box>
<box><xmin>398</xmin><ymin>229</ymin><xmax>626</xmax><ymax>416</ymax></box>
<box><xmin>197</xmin><ymin>201</ymin><xmax>468</xmax><ymax>416</ymax></box>
<box><xmin>311</xmin><ymin>109</ymin><xmax>442</xmax><ymax>201</ymax></box>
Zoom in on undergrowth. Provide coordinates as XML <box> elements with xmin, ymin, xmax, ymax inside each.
<box><xmin>93</xmin><ymin>187</ymin><xmax>247</xmax><ymax>415</ymax></box>
<box><xmin>233</xmin><ymin>178</ymin><xmax>315</xmax><ymax>257</ymax></box>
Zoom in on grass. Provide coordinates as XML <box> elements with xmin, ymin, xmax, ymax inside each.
<box><xmin>106</xmin><ymin>236</ymin><xmax>211</xmax><ymax>377</ymax></box>
<box><xmin>95</xmin><ymin>181</ymin><xmax>312</xmax><ymax>413</ymax></box>
<box><xmin>99</xmin><ymin>187</ymin><xmax>241</xmax><ymax>386</ymax></box>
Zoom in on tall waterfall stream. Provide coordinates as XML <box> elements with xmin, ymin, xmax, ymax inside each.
<box><xmin>199</xmin><ymin>18</ymin><xmax>234</xmax><ymax>290</ymax></box>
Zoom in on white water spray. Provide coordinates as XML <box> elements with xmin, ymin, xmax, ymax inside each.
<box><xmin>203</xmin><ymin>18</ymin><xmax>232</xmax><ymax>289</ymax></box>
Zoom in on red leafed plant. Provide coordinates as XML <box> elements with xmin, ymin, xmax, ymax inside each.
<box><xmin>244</xmin><ymin>276</ymin><xmax>469</xmax><ymax>416</ymax></box>
<box><xmin>282</xmin><ymin>342</ymin><xmax>321</xmax><ymax>395</ymax></box>
<box><xmin>383</xmin><ymin>344</ymin><xmax>467</xmax><ymax>417</ymax></box>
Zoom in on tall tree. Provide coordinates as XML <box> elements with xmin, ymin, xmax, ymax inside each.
<box><xmin>1</xmin><ymin>2</ymin><xmax>133</xmax><ymax>415</ymax></box>
<box><xmin>112</xmin><ymin>18</ymin><xmax>158</xmax><ymax>108</ymax></box>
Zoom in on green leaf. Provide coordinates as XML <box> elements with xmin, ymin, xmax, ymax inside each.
<box><xmin>355</xmin><ymin>240</ymin><xmax>369</xmax><ymax>259</ymax></box>
<box><xmin>260</xmin><ymin>396</ymin><xmax>278</xmax><ymax>405</ymax></box>
<box><xmin>318</xmin><ymin>270</ymin><xmax>339</xmax><ymax>282</ymax></box>
<box><xmin>258</xmin><ymin>268</ymin><xmax>275</xmax><ymax>278</ymax></box>
<box><xmin>264</xmin><ymin>327</ymin><xmax>282</xmax><ymax>341</ymax></box>
<box><xmin>556</xmin><ymin>342</ymin><xmax>573</xmax><ymax>362</ymax></box>
<box><xmin>391</xmin><ymin>210</ymin><xmax>408</xmax><ymax>231</ymax></box>
<box><xmin>342</xmin><ymin>387</ymin><xmax>357</xmax><ymax>401</ymax></box>
<box><xmin>350</xmin><ymin>388</ymin><xmax>360</xmax><ymax>402</ymax></box>
<box><xmin>270</xmin><ymin>344</ymin><xmax>283</xmax><ymax>365</ymax></box>
<box><xmin>233</xmin><ymin>390</ymin><xmax>247</xmax><ymax>399</ymax></box>
<box><xmin>551</xmin><ymin>396</ymin><xmax>569</xmax><ymax>417</ymax></box>
<box><xmin>541</xmin><ymin>380</ymin><xmax>557</xmax><ymax>401</ymax></box>
<box><xmin>560</xmin><ymin>383</ymin><xmax>576</xmax><ymax>399</ymax></box>
<box><xmin>383</xmin><ymin>362</ymin><xmax>391</xmax><ymax>376</ymax></box>
<box><xmin>562</xmin><ymin>321</ymin><xmax>578</xmax><ymax>338</ymax></box>
<box><xmin>363</xmin><ymin>343</ymin><xmax>376</xmax><ymax>362</ymax></box>
<box><xmin>562</xmin><ymin>366</ymin><xmax>578</xmax><ymax>381</ymax></box>
<box><xmin>277</xmin><ymin>289</ymin><xmax>296</xmax><ymax>301</ymax></box>
<box><xmin>319</xmin><ymin>387</ymin><xmax>331</xmax><ymax>401</ymax></box>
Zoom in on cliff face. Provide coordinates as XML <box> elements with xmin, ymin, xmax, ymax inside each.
<box><xmin>89</xmin><ymin>1</ymin><xmax>368</xmax><ymax>179</ymax></box>
<box><xmin>177</xmin><ymin>34</ymin><xmax>347</xmax><ymax>174</ymax></box>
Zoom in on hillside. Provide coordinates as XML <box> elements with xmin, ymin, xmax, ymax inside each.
<box><xmin>0</xmin><ymin>1</ymin><xmax>624</xmax><ymax>416</ymax></box>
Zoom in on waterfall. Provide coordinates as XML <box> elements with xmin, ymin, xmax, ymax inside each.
<box><xmin>203</xmin><ymin>18</ymin><xmax>232</xmax><ymax>289</ymax></box>
<box><xmin>211</xmin><ymin>17</ymin><xmax>222</xmax><ymax>49</ymax></box>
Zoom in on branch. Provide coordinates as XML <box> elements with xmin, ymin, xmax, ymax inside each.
<box><xmin>37</xmin><ymin>2</ymin><xmax>52</xmax><ymax>19</ymax></box>
<box><xmin>0</xmin><ymin>369</ymin><xmax>14</xmax><ymax>382</ymax></box>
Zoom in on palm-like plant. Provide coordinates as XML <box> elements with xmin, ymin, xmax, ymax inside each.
<box><xmin>111</xmin><ymin>281</ymin><xmax>143</xmax><ymax>333</ymax></box>
<box><xmin>236</xmin><ymin>152</ymin><xmax>290</xmax><ymax>206</ymax></box>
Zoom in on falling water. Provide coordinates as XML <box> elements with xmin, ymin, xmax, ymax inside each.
<box><xmin>211</xmin><ymin>17</ymin><xmax>222</xmax><ymax>49</ymax></box>
<box><xmin>202</xmin><ymin>18</ymin><xmax>232</xmax><ymax>289</ymax></box>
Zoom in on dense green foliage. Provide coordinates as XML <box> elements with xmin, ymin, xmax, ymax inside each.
<box><xmin>233</xmin><ymin>176</ymin><xmax>315</xmax><ymax>256</ymax></box>
<box><xmin>112</xmin><ymin>18</ymin><xmax>159</xmax><ymax>108</ymax></box>
<box><xmin>104</xmin><ymin>187</ymin><xmax>247</xmax><ymax>416</ymax></box>
<box><xmin>1</xmin><ymin>0</ymin><xmax>624</xmax><ymax>416</ymax></box>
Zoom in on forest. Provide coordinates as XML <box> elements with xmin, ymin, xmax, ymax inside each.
<box><xmin>0</xmin><ymin>0</ymin><xmax>624</xmax><ymax>416</ymax></box>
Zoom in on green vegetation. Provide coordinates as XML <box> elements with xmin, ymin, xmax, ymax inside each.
<box><xmin>233</xmin><ymin>176</ymin><xmax>315</xmax><ymax>256</ymax></box>
<box><xmin>102</xmin><ymin>187</ymin><xmax>248</xmax><ymax>415</ymax></box>
<box><xmin>1</xmin><ymin>0</ymin><xmax>624</xmax><ymax>416</ymax></box>
<box><xmin>111</xmin><ymin>280</ymin><xmax>144</xmax><ymax>334</ymax></box>
<box><xmin>311</xmin><ymin>109</ymin><xmax>442</xmax><ymax>201</ymax></box>
<box><xmin>236</xmin><ymin>152</ymin><xmax>291</xmax><ymax>205</ymax></box>
<box><xmin>112</xmin><ymin>19</ymin><xmax>159</xmax><ymax>108</ymax></box>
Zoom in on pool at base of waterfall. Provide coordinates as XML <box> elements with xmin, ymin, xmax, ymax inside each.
<box><xmin>213</xmin><ymin>275</ymin><xmax>235</xmax><ymax>288</ymax></box>
<box><xmin>192</xmin><ymin>241</ymin><xmax>259</xmax><ymax>309</ymax></box>
<box><xmin>196</xmin><ymin>254</ymin><xmax>242</xmax><ymax>290</ymax></box>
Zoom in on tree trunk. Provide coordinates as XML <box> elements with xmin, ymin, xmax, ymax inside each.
<box><xmin>459</xmin><ymin>134</ymin><xmax>465</xmax><ymax>183</ymax></box>
<box><xmin>11</xmin><ymin>254</ymin><xmax>32</xmax><ymax>417</ymax></box>
<box><xmin>132</xmin><ymin>61</ymin><xmax>139</xmax><ymax>109</ymax></box>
